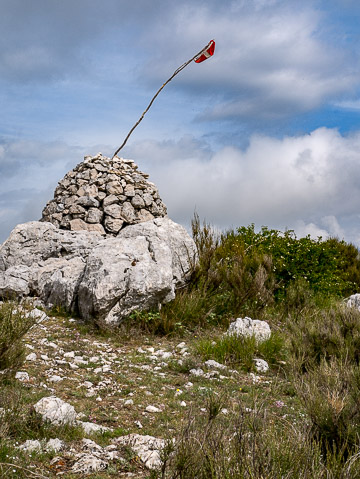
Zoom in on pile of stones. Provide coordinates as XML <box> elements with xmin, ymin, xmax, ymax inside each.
<box><xmin>41</xmin><ymin>153</ymin><xmax>167</xmax><ymax>235</ymax></box>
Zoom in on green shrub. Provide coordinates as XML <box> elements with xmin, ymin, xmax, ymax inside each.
<box><xmin>0</xmin><ymin>301</ymin><xmax>36</xmax><ymax>378</ymax></box>
<box><xmin>235</xmin><ymin>224</ymin><xmax>360</xmax><ymax>299</ymax></box>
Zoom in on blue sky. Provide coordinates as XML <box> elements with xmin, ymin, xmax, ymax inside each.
<box><xmin>2</xmin><ymin>0</ymin><xmax>360</xmax><ymax>244</ymax></box>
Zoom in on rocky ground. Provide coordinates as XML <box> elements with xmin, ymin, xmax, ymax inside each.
<box><xmin>5</xmin><ymin>308</ymin><xmax>299</xmax><ymax>478</ymax></box>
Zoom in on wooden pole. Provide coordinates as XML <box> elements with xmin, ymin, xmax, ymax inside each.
<box><xmin>112</xmin><ymin>40</ymin><xmax>214</xmax><ymax>159</ymax></box>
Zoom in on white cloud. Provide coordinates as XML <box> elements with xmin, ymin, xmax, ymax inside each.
<box><xmin>139</xmin><ymin>2</ymin><xmax>357</xmax><ymax>121</ymax></box>
<box><xmin>128</xmin><ymin>128</ymin><xmax>360</xmax><ymax>245</ymax></box>
<box><xmin>2</xmin><ymin>127</ymin><xmax>360</xmax><ymax>246</ymax></box>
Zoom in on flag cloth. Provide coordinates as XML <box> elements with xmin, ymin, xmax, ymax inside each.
<box><xmin>194</xmin><ymin>40</ymin><xmax>215</xmax><ymax>63</ymax></box>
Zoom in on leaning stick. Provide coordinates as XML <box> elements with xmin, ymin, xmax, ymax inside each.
<box><xmin>112</xmin><ymin>40</ymin><xmax>214</xmax><ymax>159</ymax></box>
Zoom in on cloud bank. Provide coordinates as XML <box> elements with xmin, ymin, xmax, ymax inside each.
<box><xmin>2</xmin><ymin>127</ymin><xmax>360</xmax><ymax>245</ymax></box>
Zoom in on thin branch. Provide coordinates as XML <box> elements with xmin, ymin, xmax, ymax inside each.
<box><xmin>0</xmin><ymin>462</ymin><xmax>49</xmax><ymax>478</ymax></box>
<box><xmin>112</xmin><ymin>40</ymin><xmax>214</xmax><ymax>159</ymax></box>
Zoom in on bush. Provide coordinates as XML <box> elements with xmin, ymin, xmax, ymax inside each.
<box><xmin>235</xmin><ymin>224</ymin><xmax>360</xmax><ymax>299</ymax></box>
<box><xmin>0</xmin><ymin>302</ymin><xmax>36</xmax><ymax>378</ymax></box>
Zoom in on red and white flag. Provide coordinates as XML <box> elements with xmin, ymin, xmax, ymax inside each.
<box><xmin>194</xmin><ymin>39</ymin><xmax>215</xmax><ymax>63</ymax></box>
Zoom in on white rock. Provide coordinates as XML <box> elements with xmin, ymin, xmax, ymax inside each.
<box><xmin>89</xmin><ymin>356</ymin><xmax>100</xmax><ymax>363</ymax></box>
<box><xmin>64</xmin><ymin>351</ymin><xmax>75</xmax><ymax>358</ymax></box>
<box><xmin>85</xmin><ymin>389</ymin><xmax>96</xmax><ymax>397</ymax></box>
<box><xmin>78</xmin><ymin>421</ymin><xmax>111</xmax><ymax>435</ymax></box>
<box><xmin>145</xmin><ymin>405</ymin><xmax>161</xmax><ymax>413</ymax></box>
<box><xmin>226</xmin><ymin>317</ymin><xmax>271</xmax><ymax>343</ymax></box>
<box><xmin>205</xmin><ymin>359</ymin><xmax>227</xmax><ymax>370</ymax></box>
<box><xmin>26</xmin><ymin>308</ymin><xmax>48</xmax><ymax>323</ymax></box>
<box><xmin>190</xmin><ymin>368</ymin><xmax>204</xmax><ymax>377</ymax></box>
<box><xmin>135</xmin><ymin>420</ymin><xmax>143</xmax><ymax>429</ymax></box>
<box><xmin>176</xmin><ymin>342</ymin><xmax>186</xmax><ymax>349</ymax></box>
<box><xmin>125</xmin><ymin>399</ymin><xmax>134</xmax><ymax>406</ymax></box>
<box><xmin>72</xmin><ymin>454</ymin><xmax>108</xmax><ymax>474</ymax></box>
<box><xmin>18</xmin><ymin>439</ymin><xmax>42</xmax><ymax>452</ymax></box>
<box><xmin>26</xmin><ymin>352</ymin><xmax>37</xmax><ymax>362</ymax></box>
<box><xmin>45</xmin><ymin>438</ymin><xmax>64</xmax><ymax>453</ymax></box>
<box><xmin>15</xmin><ymin>371</ymin><xmax>29</xmax><ymax>382</ymax></box>
<box><xmin>254</xmin><ymin>358</ymin><xmax>269</xmax><ymax>373</ymax></box>
<box><xmin>49</xmin><ymin>375</ymin><xmax>63</xmax><ymax>383</ymax></box>
<box><xmin>114</xmin><ymin>434</ymin><xmax>166</xmax><ymax>470</ymax></box>
<box><xmin>69</xmin><ymin>363</ymin><xmax>79</xmax><ymax>370</ymax></box>
<box><xmin>34</xmin><ymin>396</ymin><xmax>77</xmax><ymax>425</ymax></box>
<box><xmin>180</xmin><ymin>401</ymin><xmax>187</xmax><ymax>407</ymax></box>
<box><xmin>41</xmin><ymin>354</ymin><xmax>49</xmax><ymax>361</ymax></box>
<box><xmin>347</xmin><ymin>294</ymin><xmax>360</xmax><ymax>311</ymax></box>
<box><xmin>81</xmin><ymin>438</ymin><xmax>103</xmax><ymax>453</ymax></box>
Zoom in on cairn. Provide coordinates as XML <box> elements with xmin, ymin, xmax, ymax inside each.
<box><xmin>41</xmin><ymin>153</ymin><xmax>167</xmax><ymax>235</ymax></box>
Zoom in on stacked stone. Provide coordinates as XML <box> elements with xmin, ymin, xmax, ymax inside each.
<box><xmin>41</xmin><ymin>153</ymin><xmax>167</xmax><ymax>235</ymax></box>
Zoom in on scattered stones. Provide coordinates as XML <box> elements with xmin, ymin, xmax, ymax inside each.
<box><xmin>41</xmin><ymin>153</ymin><xmax>167</xmax><ymax>235</ymax></box>
<box><xmin>226</xmin><ymin>317</ymin><xmax>271</xmax><ymax>343</ymax></box>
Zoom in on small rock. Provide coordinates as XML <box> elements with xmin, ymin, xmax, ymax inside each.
<box><xmin>79</xmin><ymin>421</ymin><xmax>111</xmax><ymax>435</ymax></box>
<box><xmin>34</xmin><ymin>396</ymin><xmax>77</xmax><ymax>425</ymax></box>
<box><xmin>226</xmin><ymin>317</ymin><xmax>271</xmax><ymax>343</ymax></box>
<box><xmin>145</xmin><ymin>405</ymin><xmax>161</xmax><ymax>413</ymax></box>
<box><xmin>72</xmin><ymin>454</ymin><xmax>108</xmax><ymax>474</ymax></box>
<box><xmin>254</xmin><ymin>358</ymin><xmax>269</xmax><ymax>373</ymax></box>
<box><xmin>15</xmin><ymin>371</ymin><xmax>29</xmax><ymax>382</ymax></box>
<box><xmin>25</xmin><ymin>352</ymin><xmax>37</xmax><ymax>362</ymax></box>
<box><xmin>205</xmin><ymin>360</ymin><xmax>227</xmax><ymax>370</ymax></box>
<box><xmin>18</xmin><ymin>439</ymin><xmax>42</xmax><ymax>452</ymax></box>
<box><xmin>45</xmin><ymin>438</ymin><xmax>64</xmax><ymax>453</ymax></box>
<box><xmin>49</xmin><ymin>375</ymin><xmax>63</xmax><ymax>383</ymax></box>
<box><xmin>190</xmin><ymin>368</ymin><xmax>204</xmax><ymax>377</ymax></box>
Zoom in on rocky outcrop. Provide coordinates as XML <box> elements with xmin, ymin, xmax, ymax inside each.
<box><xmin>226</xmin><ymin>317</ymin><xmax>271</xmax><ymax>343</ymax></box>
<box><xmin>41</xmin><ymin>153</ymin><xmax>167</xmax><ymax>235</ymax></box>
<box><xmin>0</xmin><ymin>218</ymin><xmax>195</xmax><ymax>325</ymax></box>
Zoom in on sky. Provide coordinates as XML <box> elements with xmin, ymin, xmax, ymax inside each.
<box><xmin>2</xmin><ymin>0</ymin><xmax>360</xmax><ymax>245</ymax></box>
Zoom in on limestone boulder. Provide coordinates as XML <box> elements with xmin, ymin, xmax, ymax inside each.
<box><xmin>0</xmin><ymin>218</ymin><xmax>196</xmax><ymax>325</ymax></box>
<box><xmin>226</xmin><ymin>317</ymin><xmax>271</xmax><ymax>343</ymax></box>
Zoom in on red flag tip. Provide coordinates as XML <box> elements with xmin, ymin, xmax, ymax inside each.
<box><xmin>194</xmin><ymin>39</ymin><xmax>215</xmax><ymax>63</ymax></box>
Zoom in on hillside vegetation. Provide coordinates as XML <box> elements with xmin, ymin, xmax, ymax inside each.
<box><xmin>1</xmin><ymin>216</ymin><xmax>360</xmax><ymax>478</ymax></box>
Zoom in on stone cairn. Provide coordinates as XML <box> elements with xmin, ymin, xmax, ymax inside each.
<box><xmin>41</xmin><ymin>153</ymin><xmax>167</xmax><ymax>235</ymax></box>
